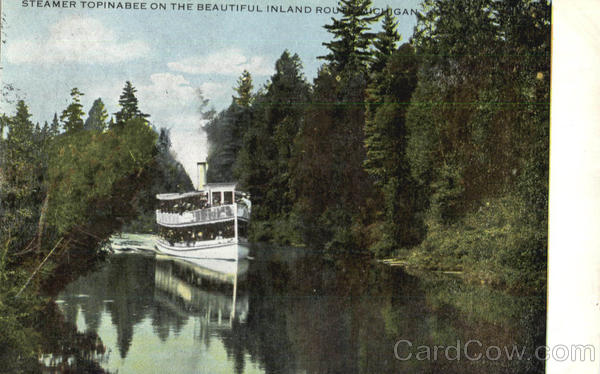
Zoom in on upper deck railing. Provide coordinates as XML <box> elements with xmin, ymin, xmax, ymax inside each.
<box><xmin>156</xmin><ymin>203</ymin><xmax>250</xmax><ymax>226</ymax></box>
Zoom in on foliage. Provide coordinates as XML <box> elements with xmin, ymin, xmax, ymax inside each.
<box><xmin>406</xmin><ymin>195</ymin><xmax>546</xmax><ymax>293</ymax></box>
<box><xmin>399</xmin><ymin>0</ymin><xmax>549</xmax><ymax>289</ymax></box>
<box><xmin>235</xmin><ymin>51</ymin><xmax>310</xmax><ymax>243</ymax></box>
<box><xmin>233</xmin><ymin>70</ymin><xmax>254</xmax><ymax>107</ymax></box>
<box><xmin>0</xmin><ymin>101</ymin><xmax>47</xmax><ymax>257</ymax></box>
<box><xmin>0</xmin><ymin>82</ymin><xmax>172</xmax><ymax>371</ymax></box>
<box><xmin>371</xmin><ymin>9</ymin><xmax>401</xmax><ymax>72</ymax></box>
<box><xmin>123</xmin><ymin>127</ymin><xmax>193</xmax><ymax>233</ymax></box>
<box><xmin>364</xmin><ymin>44</ymin><xmax>425</xmax><ymax>256</ymax></box>
<box><xmin>289</xmin><ymin>0</ymin><xmax>384</xmax><ymax>250</ymax></box>
<box><xmin>203</xmin><ymin>1</ymin><xmax>549</xmax><ymax>285</ymax></box>
<box><xmin>0</xmin><ymin>257</ymin><xmax>43</xmax><ymax>373</ymax></box>
<box><xmin>113</xmin><ymin>81</ymin><xmax>149</xmax><ymax>127</ymax></box>
<box><xmin>46</xmin><ymin>117</ymin><xmax>157</xmax><ymax>236</ymax></box>
<box><xmin>205</xmin><ymin>71</ymin><xmax>254</xmax><ymax>183</ymax></box>
<box><xmin>319</xmin><ymin>0</ymin><xmax>382</xmax><ymax>72</ymax></box>
<box><xmin>60</xmin><ymin>88</ymin><xmax>85</xmax><ymax>133</ymax></box>
<box><xmin>84</xmin><ymin>98</ymin><xmax>109</xmax><ymax>132</ymax></box>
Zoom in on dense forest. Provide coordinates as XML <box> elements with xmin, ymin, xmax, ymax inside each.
<box><xmin>0</xmin><ymin>0</ymin><xmax>549</xmax><ymax>370</ymax></box>
<box><xmin>206</xmin><ymin>0</ymin><xmax>550</xmax><ymax>292</ymax></box>
<box><xmin>0</xmin><ymin>82</ymin><xmax>190</xmax><ymax>371</ymax></box>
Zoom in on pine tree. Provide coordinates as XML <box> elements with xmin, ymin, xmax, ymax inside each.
<box><xmin>2</xmin><ymin>100</ymin><xmax>42</xmax><ymax>238</ymax></box>
<box><xmin>49</xmin><ymin>113</ymin><xmax>60</xmax><ymax>137</ymax></box>
<box><xmin>114</xmin><ymin>81</ymin><xmax>149</xmax><ymax>127</ymax></box>
<box><xmin>319</xmin><ymin>0</ymin><xmax>382</xmax><ymax>72</ymax></box>
<box><xmin>60</xmin><ymin>88</ymin><xmax>85</xmax><ymax>133</ymax></box>
<box><xmin>268</xmin><ymin>52</ymin><xmax>310</xmax><ymax>215</ymax></box>
<box><xmin>233</xmin><ymin>70</ymin><xmax>254</xmax><ymax>107</ymax></box>
<box><xmin>405</xmin><ymin>0</ymin><xmax>549</xmax><ymax>285</ymax></box>
<box><xmin>371</xmin><ymin>9</ymin><xmax>401</xmax><ymax>72</ymax></box>
<box><xmin>84</xmin><ymin>98</ymin><xmax>108</xmax><ymax>132</ymax></box>
<box><xmin>41</xmin><ymin>121</ymin><xmax>49</xmax><ymax>136</ymax></box>
<box><xmin>363</xmin><ymin>44</ymin><xmax>422</xmax><ymax>255</ymax></box>
<box><xmin>6</xmin><ymin>100</ymin><xmax>35</xmax><ymax>161</ymax></box>
<box><xmin>291</xmin><ymin>0</ymin><xmax>383</xmax><ymax>250</ymax></box>
<box><xmin>206</xmin><ymin>71</ymin><xmax>256</xmax><ymax>183</ymax></box>
<box><xmin>234</xmin><ymin>51</ymin><xmax>309</xmax><ymax>240</ymax></box>
<box><xmin>1</xmin><ymin>103</ymin><xmax>31</xmax><ymax>253</ymax></box>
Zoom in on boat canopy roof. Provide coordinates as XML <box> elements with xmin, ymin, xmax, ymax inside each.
<box><xmin>156</xmin><ymin>183</ymin><xmax>246</xmax><ymax>201</ymax></box>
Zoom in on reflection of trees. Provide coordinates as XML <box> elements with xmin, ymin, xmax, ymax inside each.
<box><xmin>82</xmin><ymin>295</ymin><xmax>104</xmax><ymax>333</ymax></box>
<box><xmin>219</xmin><ymin>258</ymin><xmax>297</xmax><ymax>374</ymax></box>
<box><xmin>60</xmin><ymin>255</ymin><xmax>157</xmax><ymax>359</ymax></box>
<box><xmin>215</xmin><ymin>247</ymin><xmax>545</xmax><ymax>374</ymax></box>
<box><xmin>58</xmin><ymin>250</ymin><xmax>545</xmax><ymax>374</ymax></box>
<box><xmin>37</xmin><ymin>302</ymin><xmax>108</xmax><ymax>373</ymax></box>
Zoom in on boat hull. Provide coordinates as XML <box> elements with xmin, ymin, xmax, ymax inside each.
<box><xmin>155</xmin><ymin>239</ymin><xmax>249</xmax><ymax>261</ymax></box>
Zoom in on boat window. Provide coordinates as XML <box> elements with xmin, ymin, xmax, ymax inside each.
<box><xmin>223</xmin><ymin>191</ymin><xmax>233</xmax><ymax>205</ymax></box>
<box><xmin>212</xmin><ymin>192</ymin><xmax>221</xmax><ymax>205</ymax></box>
<box><xmin>157</xmin><ymin>193</ymin><xmax>208</xmax><ymax>213</ymax></box>
<box><xmin>158</xmin><ymin>222</ymin><xmax>235</xmax><ymax>243</ymax></box>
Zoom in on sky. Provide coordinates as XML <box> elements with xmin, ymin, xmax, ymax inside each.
<box><xmin>1</xmin><ymin>0</ymin><xmax>419</xmax><ymax>188</ymax></box>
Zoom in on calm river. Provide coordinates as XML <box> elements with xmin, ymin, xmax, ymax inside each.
<box><xmin>54</xmin><ymin>242</ymin><xmax>545</xmax><ymax>373</ymax></box>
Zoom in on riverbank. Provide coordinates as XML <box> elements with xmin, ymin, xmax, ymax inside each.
<box><xmin>380</xmin><ymin>196</ymin><xmax>546</xmax><ymax>295</ymax></box>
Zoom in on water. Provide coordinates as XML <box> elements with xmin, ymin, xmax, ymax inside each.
<box><xmin>55</xmin><ymin>243</ymin><xmax>545</xmax><ymax>373</ymax></box>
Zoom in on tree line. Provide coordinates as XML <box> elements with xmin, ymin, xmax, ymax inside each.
<box><xmin>205</xmin><ymin>0</ymin><xmax>550</xmax><ymax>292</ymax></box>
<box><xmin>0</xmin><ymin>81</ymin><xmax>190</xmax><ymax>370</ymax></box>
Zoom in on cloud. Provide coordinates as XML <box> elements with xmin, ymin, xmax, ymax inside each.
<box><xmin>199</xmin><ymin>81</ymin><xmax>228</xmax><ymax>99</ymax></box>
<box><xmin>6</xmin><ymin>16</ymin><xmax>149</xmax><ymax>64</ymax></box>
<box><xmin>138</xmin><ymin>73</ymin><xmax>197</xmax><ymax>111</ymax></box>
<box><xmin>129</xmin><ymin>73</ymin><xmax>199</xmax><ymax>130</ymax></box>
<box><xmin>168</xmin><ymin>49</ymin><xmax>274</xmax><ymax>76</ymax></box>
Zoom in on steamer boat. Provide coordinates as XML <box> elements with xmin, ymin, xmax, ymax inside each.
<box><xmin>155</xmin><ymin>162</ymin><xmax>250</xmax><ymax>260</ymax></box>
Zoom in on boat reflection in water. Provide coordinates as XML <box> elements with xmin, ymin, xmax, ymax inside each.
<box><xmin>153</xmin><ymin>254</ymin><xmax>249</xmax><ymax>330</ymax></box>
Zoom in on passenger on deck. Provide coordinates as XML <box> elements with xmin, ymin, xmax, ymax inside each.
<box><xmin>241</xmin><ymin>194</ymin><xmax>252</xmax><ymax>214</ymax></box>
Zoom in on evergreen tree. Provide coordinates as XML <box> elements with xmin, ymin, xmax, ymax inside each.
<box><xmin>84</xmin><ymin>98</ymin><xmax>108</xmax><ymax>132</ymax></box>
<box><xmin>5</xmin><ymin>101</ymin><xmax>35</xmax><ymax>177</ymax></box>
<box><xmin>234</xmin><ymin>51</ymin><xmax>309</xmax><ymax>241</ymax></box>
<box><xmin>289</xmin><ymin>63</ymin><xmax>373</xmax><ymax>250</ymax></box>
<box><xmin>319</xmin><ymin>0</ymin><xmax>382</xmax><ymax>72</ymax></box>
<box><xmin>205</xmin><ymin>108</ymin><xmax>238</xmax><ymax>182</ymax></box>
<box><xmin>364</xmin><ymin>44</ymin><xmax>423</xmax><ymax>255</ymax></box>
<box><xmin>269</xmin><ymin>52</ymin><xmax>310</xmax><ymax>216</ymax></box>
<box><xmin>60</xmin><ymin>88</ymin><xmax>85</xmax><ymax>133</ymax></box>
<box><xmin>206</xmin><ymin>71</ymin><xmax>254</xmax><ymax>183</ymax></box>
<box><xmin>49</xmin><ymin>113</ymin><xmax>60</xmax><ymax>137</ymax></box>
<box><xmin>404</xmin><ymin>0</ymin><xmax>549</xmax><ymax>288</ymax></box>
<box><xmin>41</xmin><ymin>121</ymin><xmax>49</xmax><ymax>137</ymax></box>
<box><xmin>114</xmin><ymin>81</ymin><xmax>149</xmax><ymax>127</ymax></box>
<box><xmin>371</xmin><ymin>9</ymin><xmax>401</xmax><ymax>72</ymax></box>
<box><xmin>233</xmin><ymin>70</ymin><xmax>254</xmax><ymax>107</ymax></box>
<box><xmin>292</xmin><ymin>0</ymin><xmax>383</xmax><ymax>250</ymax></box>
<box><xmin>1</xmin><ymin>100</ymin><xmax>42</xmax><ymax>251</ymax></box>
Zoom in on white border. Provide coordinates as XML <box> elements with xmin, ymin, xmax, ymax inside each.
<box><xmin>547</xmin><ymin>0</ymin><xmax>600</xmax><ymax>372</ymax></box>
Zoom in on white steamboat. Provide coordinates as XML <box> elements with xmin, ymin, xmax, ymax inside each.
<box><xmin>155</xmin><ymin>162</ymin><xmax>250</xmax><ymax>260</ymax></box>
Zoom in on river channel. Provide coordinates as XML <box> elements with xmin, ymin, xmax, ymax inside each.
<box><xmin>53</xmin><ymin>240</ymin><xmax>545</xmax><ymax>373</ymax></box>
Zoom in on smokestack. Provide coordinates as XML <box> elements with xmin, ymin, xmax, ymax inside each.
<box><xmin>197</xmin><ymin>162</ymin><xmax>207</xmax><ymax>190</ymax></box>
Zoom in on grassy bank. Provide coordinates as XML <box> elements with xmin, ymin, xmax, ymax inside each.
<box><xmin>391</xmin><ymin>195</ymin><xmax>546</xmax><ymax>294</ymax></box>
